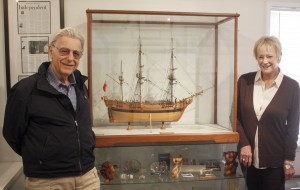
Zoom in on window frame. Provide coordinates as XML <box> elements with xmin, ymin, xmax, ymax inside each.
<box><xmin>267</xmin><ymin>1</ymin><xmax>300</xmax><ymax>147</ymax></box>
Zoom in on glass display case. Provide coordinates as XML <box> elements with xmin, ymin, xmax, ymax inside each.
<box><xmin>94</xmin><ymin>143</ymin><xmax>245</xmax><ymax>190</ymax></box>
<box><xmin>86</xmin><ymin>10</ymin><xmax>240</xmax><ymax>146</ymax></box>
<box><xmin>86</xmin><ymin>9</ymin><xmax>242</xmax><ymax>190</ymax></box>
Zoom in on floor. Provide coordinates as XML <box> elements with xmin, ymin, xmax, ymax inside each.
<box><xmin>285</xmin><ymin>177</ymin><xmax>300</xmax><ymax>190</ymax></box>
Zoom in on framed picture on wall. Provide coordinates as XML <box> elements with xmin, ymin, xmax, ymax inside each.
<box><xmin>20</xmin><ymin>36</ymin><xmax>50</xmax><ymax>73</ymax></box>
<box><xmin>3</xmin><ymin>0</ymin><xmax>64</xmax><ymax>93</ymax></box>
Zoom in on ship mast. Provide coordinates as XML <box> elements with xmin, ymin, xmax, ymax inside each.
<box><xmin>119</xmin><ymin>61</ymin><xmax>124</xmax><ymax>101</ymax></box>
<box><xmin>168</xmin><ymin>38</ymin><xmax>176</xmax><ymax>102</ymax></box>
<box><xmin>135</xmin><ymin>37</ymin><xmax>144</xmax><ymax>103</ymax></box>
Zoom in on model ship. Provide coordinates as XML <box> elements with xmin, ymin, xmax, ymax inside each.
<box><xmin>102</xmin><ymin>38</ymin><xmax>206</xmax><ymax>129</ymax></box>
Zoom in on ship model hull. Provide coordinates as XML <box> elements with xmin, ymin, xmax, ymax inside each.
<box><xmin>102</xmin><ymin>96</ymin><xmax>193</xmax><ymax>123</ymax></box>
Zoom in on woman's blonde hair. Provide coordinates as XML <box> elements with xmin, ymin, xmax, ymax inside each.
<box><xmin>253</xmin><ymin>36</ymin><xmax>282</xmax><ymax>58</ymax></box>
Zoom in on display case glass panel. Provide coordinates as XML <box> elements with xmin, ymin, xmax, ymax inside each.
<box><xmin>86</xmin><ymin>10</ymin><xmax>239</xmax><ymax>145</ymax></box>
<box><xmin>94</xmin><ymin>143</ymin><xmax>244</xmax><ymax>190</ymax></box>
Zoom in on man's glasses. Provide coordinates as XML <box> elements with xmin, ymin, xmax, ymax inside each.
<box><xmin>52</xmin><ymin>45</ymin><xmax>83</xmax><ymax>60</ymax></box>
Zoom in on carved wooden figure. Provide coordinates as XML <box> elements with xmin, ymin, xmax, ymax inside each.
<box><xmin>223</xmin><ymin>151</ymin><xmax>238</xmax><ymax>176</ymax></box>
<box><xmin>171</xmin><ymin>155</ymin><xmax>183</xmax><ymax>179</ymax></box>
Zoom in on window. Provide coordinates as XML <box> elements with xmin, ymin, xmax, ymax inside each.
<box><xmin>270</xmin><ymin>9</ymin><xmax>300</xmax><ymax>82</ymax></box>
<box><xmin>269</xmin><ymin>5</ymin><xmax>300</xmax><ymax>146</ymax></box>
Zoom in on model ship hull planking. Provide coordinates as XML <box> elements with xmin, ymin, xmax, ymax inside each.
<box><xmin>102</xmin><ymin>96</ymin><xmax>194</xmax><ymax>123</ymax></box>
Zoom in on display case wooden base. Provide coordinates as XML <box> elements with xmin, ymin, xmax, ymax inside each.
<box><xmin>96</xmin><ymin>132</ymin><xmax>239</xmax><ymax>147</ymax></box>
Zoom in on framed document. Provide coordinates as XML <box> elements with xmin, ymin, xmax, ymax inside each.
<box><xmin>4</xmin><ymin>0</ymin><xmax>64</xmax><ymax>92</ymax></box>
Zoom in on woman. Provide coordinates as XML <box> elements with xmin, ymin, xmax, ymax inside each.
<box><xmin>237</xmin><ymin>36</ymin><xmax>300</xmax><ymax>190</ymax></box>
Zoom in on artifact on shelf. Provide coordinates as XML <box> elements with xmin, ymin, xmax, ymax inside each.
<box><xmin>102</xmin><ymin>37</ymin><xmax>209</xmax><ymax>130</ymax></box>
<box><xmin>122</xmin><ymin>159</ymin><xmax>141</xmax><ymax>174</ymax></box>
<box><xmin>150</xmin><ymin>161</ymin><xmax>168</xmax><ymax>175</ymax></box>
<box><xmin>171</xmin><ymin>155</ymin><xmax>183</xmax><ymax>179</ymax></box>
<box><xmin>199</xmin><ymin>168</ymin><xmax>216</xmax><ymax>179</ymax></box>
<box><xmin>223</xmin><ymin>151</ymin><xmax>238</xmax><ymax>176</ymax></box>
<box><xmin>200</xmin><ymin>160</ymin><xmax>221</xmax><ymax>171</ymax></box>
<box><xmin>100</xmin><ymin>161</ymin><xmax>115</xmax><ymax>182</ymax></box>
<box><xmin>158</xmin><ymin>153</ymin><xmax>170</xmax><ymax>169</ymax></box>
<box><xmin>180</xmin><ymin>164</ymin><xmax>206</xmax><ymax>173</ymax></box>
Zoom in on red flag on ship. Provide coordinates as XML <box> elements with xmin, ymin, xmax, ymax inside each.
<box><xmin>103</xmin><ymin>81</ymin><xmax>107</xmax><ymax>92</ymax></box>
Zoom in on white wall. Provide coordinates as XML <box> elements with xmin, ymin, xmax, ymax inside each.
<box><xmin>0</xmin><ymin>0</ymin><xmax>22</xmax><ymax>162</ymax></box>
<box><xmin>63</xmin><ymin>0</ymin><xmax>266</xmax><ymax>76</ymax></box>
<box><xmin>1</xmin><ymin>0</ymin><xmax>300</xmax><ymax>172</ymax></box>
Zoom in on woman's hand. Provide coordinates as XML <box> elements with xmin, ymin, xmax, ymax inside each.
<box><xmin>284</xmin><ymin>167</ymin><xmax>295</xmax><ymax>180</ymax></box>
<box><xmin>240</xmin><ymin>145</ymin><xmax>252</xmax><ymax>167</ymax></box>
<box><xmin>284</xmin><ymin>161</ymin><xmax>296</xmax><ymax>180</ymax></box>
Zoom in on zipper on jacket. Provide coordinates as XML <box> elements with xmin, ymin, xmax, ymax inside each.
<box><xmin>75</xmin><ymin>120</ymin><xmax>83</xmax><ymax>173</ymax></box>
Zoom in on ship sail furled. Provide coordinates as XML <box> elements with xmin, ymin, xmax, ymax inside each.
<box><xmin>102</xmin><ymin>37</ymin><xmax>204</xmax><ymax>129</ymax></box>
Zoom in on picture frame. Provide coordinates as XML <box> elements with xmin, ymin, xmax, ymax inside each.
<box><xmin>4</xmin><ymin>0</ymin><xmax>64</xmax><ymax>93</ymax></box>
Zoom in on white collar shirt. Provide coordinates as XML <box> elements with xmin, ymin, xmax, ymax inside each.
<box><xmin>253</xmin><ymin>69</ymin><xmax>283</xmax><ymax>168</ymax></box>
